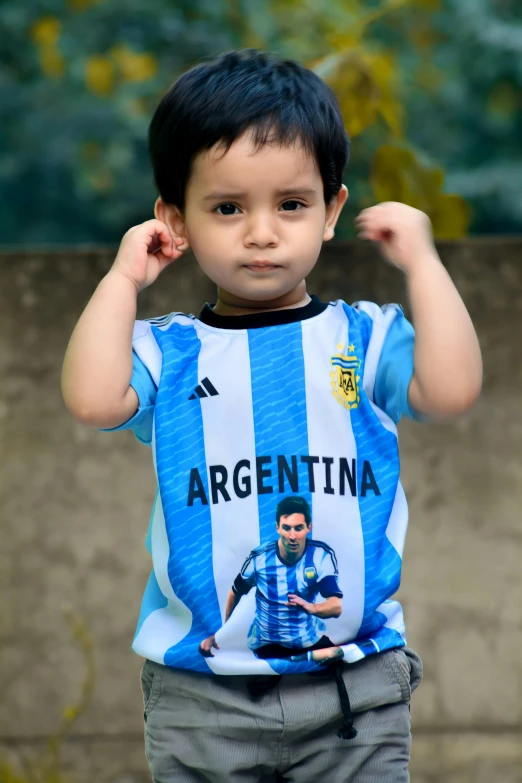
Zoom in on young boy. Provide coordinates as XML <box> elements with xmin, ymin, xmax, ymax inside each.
<box><xmin>62</xmin><ymin>49</ymin><xmax>482</xmax><ymax>782</ymax></box>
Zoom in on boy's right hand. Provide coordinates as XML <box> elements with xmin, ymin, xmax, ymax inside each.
<box><xmin>111</xmin><ymin>219</ymin><xmax>184</xmax><ymax>292</ymax></box>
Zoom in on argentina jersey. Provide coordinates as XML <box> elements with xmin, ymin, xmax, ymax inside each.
<box><xmin>106</xmin><ymin>297</ymin><xmax>418</xmax><ymax>675</ymax></box>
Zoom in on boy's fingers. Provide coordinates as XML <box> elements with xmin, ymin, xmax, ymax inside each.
<box><xmin>150</xmin><ymin>233</ymin><xmax>178</xmax><ymax>259</ymax></box>
<box><xmin>144</xmin><ymin>220</ymin><xmax>174</xmax><ymax>254</ymax></box>
<box><xmin>355</xmin><ymin>205</ymin><xmax>382</xmax><ymax>219</ymax></box>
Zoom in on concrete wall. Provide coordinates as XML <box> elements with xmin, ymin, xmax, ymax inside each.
<box><xmin>1</xmin><ymin>240</ymin><xmax>521</xmax><ymax>783</ymax></box>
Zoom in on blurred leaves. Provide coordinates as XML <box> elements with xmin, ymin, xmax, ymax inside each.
<box><xmin>85</xmin><ymin>55</ymin><xmax>114</xmax><ymax>95</ymax></box>
<box><xmin>111</xmin><ymin>45</ymin><xmax>157</xmax><ymax>83</ymax></box>
<box><xmin>31</xmin><ymin>17</ymin><xmax>65</xmax><ymax>78</ymax></box>
<box><xmin>31</xmin><ymin>17</ymin><xmax>61</xmax><ymax>47</ymax></box>
<box><xmin>1</xmin><ymin>0</ymin><xmax>520</xmax><ymax>243</ymax></box>
<box><xmin>319</xmin><ymin>51</ymin><xmax>403</xmax><ymax>139</ymax></box>
<box><xmin>371</xmin><ymin>145</ymin><xmax>471</xmax><ymax>238</ymax></box>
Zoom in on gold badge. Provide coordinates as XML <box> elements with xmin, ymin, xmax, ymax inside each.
<box><xmin>330</xmin><ymin>343</ymin><xmax>361</xmax><ymax>410</ymax></box>
<box><xmin>304</xmin><ymin>567</ymin><xmax>317</xmax><ymax>581</ymax></box>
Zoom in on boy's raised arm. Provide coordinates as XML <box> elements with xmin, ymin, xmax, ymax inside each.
<box><xmin>61</xmin><ymin>219</ymin><xmax>182</xmax><ymax>429</ymax></box>
<box><xmin>356</xmin><ymin>202</ymin><xmax>483</xmax><ymax>419</ymax></box>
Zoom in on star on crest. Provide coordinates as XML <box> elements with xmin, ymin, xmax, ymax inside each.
<box><xmin>348</xmin><ymin>344</ymin><xmax>356</xmax><ymax>353</ymax></box>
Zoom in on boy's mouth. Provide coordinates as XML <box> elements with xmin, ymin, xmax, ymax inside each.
<box><xmin>243</xmin><ymin>261</ymin><xmax>281</xmax><ymax>272</ymax></box>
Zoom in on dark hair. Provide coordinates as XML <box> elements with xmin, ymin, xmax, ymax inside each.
<box><xmin>275</xmin><ymin>496</ymin><xmax>311</xmax><ymax>526</ymax></box>
<box><xmin>149</xmin><ymin>49</ymin><xmax>350</xmax><ymax>210</ymax></box>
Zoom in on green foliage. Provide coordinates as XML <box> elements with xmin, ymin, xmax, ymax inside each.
<box><xmin>403</xmin><ymin>0</ymin><xmax>522</xmax><ymax>235</ymax></box>
<box><xmin>1</xmin><ymin>0</ymin><xmax>518</xmax><ymax>243</ymax></box>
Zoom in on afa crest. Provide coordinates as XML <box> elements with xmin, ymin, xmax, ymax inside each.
<box><xmin>330</xmin><ymin>343</ymin><xmax>361</xmax><ymax>410</ymax></box>
<box><xmin>304</xmin><ymin>566</ymin><xmax>317</xmax><ymax>582</ymax></box>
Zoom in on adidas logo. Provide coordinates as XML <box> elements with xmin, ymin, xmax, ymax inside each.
<box><xmin>189</xmin><ymin>377</ymin><xmax>219</xmax><ymax>400</ymax></box>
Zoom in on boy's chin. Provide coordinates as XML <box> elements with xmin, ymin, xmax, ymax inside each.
<box><xmin>216</xmin><ymin>281</ymin><xmax>307</xmax><ymax>306</ymax></box>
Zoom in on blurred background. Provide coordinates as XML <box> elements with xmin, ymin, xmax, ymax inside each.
<box><xmin>1</xmin><ymin>0</ymin><xmax>522</xmax><ymax>245</ymax></box>
<box><xmin>1</xmin><ymin>1</ymin><xmax>522</xmax><ymax>783</ymax></box>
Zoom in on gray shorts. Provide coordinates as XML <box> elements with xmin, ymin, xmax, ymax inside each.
<box><xmin>141</xmin><ymin>647</ymin><xmax>423</xmax><ymax>783</ymax></box>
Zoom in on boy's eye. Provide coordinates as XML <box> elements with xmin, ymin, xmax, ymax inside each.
<box><xmin>215</xmin><ymin>203</ymin><xmax>240</xmax><ymax>216</ymax></box>
<box><xmin>281</xmin><ymin>200</ymin><xmax>303</xmax><ymax>212</ymax></box>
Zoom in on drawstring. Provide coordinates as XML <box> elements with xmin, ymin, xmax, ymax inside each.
<box><xmin>333</xmin><ymin>661</ymin><xmax>357</xmax><ymax>740</ymax></box>
<box><xmin>247</xmin><ymin>663</ymin><xmax>357</xmax><ymax>741</ymax></box>
<box><xmin>247</xmin><ymin>675</ymin><xmax>282</xmax><ymax>698</ymax></box>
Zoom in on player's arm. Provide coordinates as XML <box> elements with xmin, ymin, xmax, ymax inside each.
<box><xmin>356</xmin><ymin>203</ymin><xmax>482</xmax><ymax>418</ymax></box>
<box><xmin>198</xmin><ymin>586</ymin><xmax>245</xmax><ymax>657</ymax></box>
<box><xmin>314</xmin><ymin>596</ymin><xmax>342</xmax><ymax>618</ymax></box>
<box><xmin>224</xmin><ymin>588</ymin><xmax>242</xmax><ymax>622</ymax></box>
<box><xmin>61</xmin><ymin>220</ymin><xmax>182</xmax><ymax>429</ymax></box>
<box><xmin>199</xmin><ymin>565</ymin><xmax>255</xmax><ymax>656</ymax></box>
<box><xmin>287</xmin><ymin>594</ymin><xmax>342</xmax><ymax>618</ymax></box>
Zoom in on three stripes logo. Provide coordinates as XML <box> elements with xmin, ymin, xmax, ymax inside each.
<box><xmin>189</xmin><ymin>377</ymin><xmax>219</xmax><ymax>400</ymax></box>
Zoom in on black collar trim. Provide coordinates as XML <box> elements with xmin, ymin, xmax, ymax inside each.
<box><xmin>197</xmin><ymin>295</ymin><xmax>328</xmax><ymax>330</ymax></box>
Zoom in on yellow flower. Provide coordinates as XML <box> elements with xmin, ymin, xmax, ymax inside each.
<box><xmin>40</xmin><ymin>47</ymin><xmax>65</xmax><ymax>78</ymax></box>
<box><xmin>111</xmin><ymin>44</ymin><xmax>157</xmax><ymax>83</ymax></box>
<box><xmin>31</xmin><ymin>17</ymin><xmax>61</xmax><ymax>46</ymax></box>
<box><xmin>85</xmin><ymin>55</ymin><xmax>114</xmax><ymax>96</ymax></box>
<box><xmin>31</xmin><ymin>18</ymin><xmax>64</xmax><ymax>78</ymax></box>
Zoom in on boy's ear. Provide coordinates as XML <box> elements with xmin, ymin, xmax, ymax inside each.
<box><xmin>323</xmin><ymin>185</ymin><xmax>348</xmax><ymax>242</ymax></box>
<box><xmin>154</xmin><ymin>197</ymin><xmax>190</xmax><ymax>252</ymax></box>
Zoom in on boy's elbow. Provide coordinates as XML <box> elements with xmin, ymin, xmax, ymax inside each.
<box><xmin>61</xmin><ymin>386</ymin><xmax>137</xmax><ymax>429</ymax></box>
<box><xmin>410</xmin><ymin>373</ymin><xmax>482</xmax><ymax>419</ymax></box>
<box><xmin>445</xmin><ymin>369</ymin><xmax>483</xmax><ymax>416</ymax></box>
<box><xmin>440</xmin><ymin>388</ymin><xmax>481</xmax><ymax>418</ymax></box>
<box><xmin>62</xmin><ymin>396</ymin><xmax>107</xmax><ymax>427</ymax></box>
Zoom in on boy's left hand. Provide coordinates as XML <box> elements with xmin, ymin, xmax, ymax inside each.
<box><xmin>355</xmin><ymin>202</ymin><xmax>436</xmax><ymax>273</ymax></box>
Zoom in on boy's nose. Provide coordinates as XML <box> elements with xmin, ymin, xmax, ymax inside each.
<box><xmin>244</xmin><ymin>214</ymin><xmax>279</xmax><ymax>248</ymax></box>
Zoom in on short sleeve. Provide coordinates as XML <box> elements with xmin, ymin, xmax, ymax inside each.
<box><xmin>233</xmin><ymin>553</ymin><xmax>256</xmax><ymax>595</ymax></box>
<box><xmin>315</xmin><ymin>548</ymin><xmax>343</xmax><ymax>598</ymax></box>
<box><xmin>318</xmin><ymin>575</ymin><xmax>343</xmax><ymax>598</ymax></box>
<box><xmin>317</xmin><ymin>548</ymin><xmax>338</xmax><ymax>580</ymax></box>
<box><xmin>373</xmin><ymin>309</ymin><xmax>420</xmax><ymax>424</ymax></box>
<box><xmin>98</xmin><ymin>350</ymin><xmax>157</xmax><ymax>445</ymax></box>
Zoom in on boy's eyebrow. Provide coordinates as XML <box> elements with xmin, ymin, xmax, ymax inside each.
<box><xmin>202</xmin><ymin>192</ymin><xmax>245</xmax><ymax>202</ymax></box>
<box><xmin>276</xmin><ymin>187</ymin><xmax>318</xmax><ymax>198</ymax></box>
<box><xmin>202</xmin><ymin>187</ymin><xmax>318</xmax><ymax>202</ymax></box>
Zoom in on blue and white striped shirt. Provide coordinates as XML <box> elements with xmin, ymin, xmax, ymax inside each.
<box><xmin>103</xmin><ymin>297</ymin><xmax>419</xmax><ymax>674</ymax></box>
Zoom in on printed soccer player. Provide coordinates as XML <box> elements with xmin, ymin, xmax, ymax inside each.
<box><xmin>199</xmin><ymin>496</ymin><xmax>344</xmax><ymax>664</ymax></box>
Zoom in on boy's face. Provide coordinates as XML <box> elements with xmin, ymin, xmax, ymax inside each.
<box><xmin>158</xmin><ymin>132</ymin><xmax>347</xmax><ymax>307</ymax></box>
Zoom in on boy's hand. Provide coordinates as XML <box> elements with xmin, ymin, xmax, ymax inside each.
<box><xmin>355</xmin><ymin>202</ymin><xmax>436</xmax><ymax>273</ymax></box>
<box><xmin>112</xmin><ymin>219</ymin><xmax>184</xmax><ymax>292</ymax></box>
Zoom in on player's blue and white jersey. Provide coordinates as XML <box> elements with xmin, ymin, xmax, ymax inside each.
<box><xmin>103</xmin><ymin>298</ymin><xmax>420</xmax><ymax>675</ymax></box>
<box><xmin>234</xmin><ymin>539</ymin><xmax>342</xmax><ymax>650</ymax></box>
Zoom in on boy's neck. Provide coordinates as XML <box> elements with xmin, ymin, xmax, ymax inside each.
<box><xmin>212</xmin><ymin>282</ymin><xmax>310</xmax><ymax>317</ymax></box>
